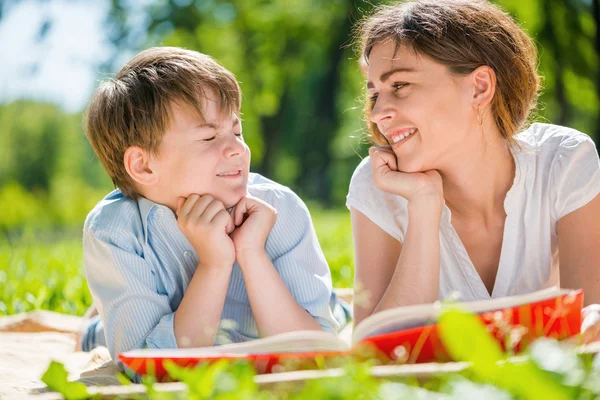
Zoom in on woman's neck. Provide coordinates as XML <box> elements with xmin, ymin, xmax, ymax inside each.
<box><xmin>439</xmin><ymin>129</ymin><xmax>516</xmax><ymax>225</ymax></box>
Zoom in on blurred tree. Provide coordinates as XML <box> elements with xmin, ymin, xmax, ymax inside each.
<box><xmin>0</xmin><ymin>0</ymin><xmax>598</xmax><ymax>207</ymax></box>
<box><xmin>100</xmin><ymin>0</ymin><xmax>372</xmax><ymax>204</ymax></box>
<box><xmin>498</xmin><ymin>0</ymin><xmax>599</xmax><ymax>146</ymax></box>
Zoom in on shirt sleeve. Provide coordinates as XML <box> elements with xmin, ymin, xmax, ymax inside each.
<box><xmin>83</xmin><ymin>229</ymin><xmax>179</xmax><ymax>363</ymax></box>
<box><xmin>345</xmin><ymin>156</ymin><xmax>408</xmax><ymax>242</ymax></box>
<box><xmin>550</xmin><ymin>132</ymin><xmax>600</xmax><ymax>220</ymax></box>
<box><xmin>263</xmin><ymin>188</ymin><xmax>340</xmax><ymax>333</ymax></box>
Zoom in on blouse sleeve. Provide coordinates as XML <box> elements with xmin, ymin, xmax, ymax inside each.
<box><xmin>550</xmin><ymin>131</ymin><xmax>600</xmax><ymax>220</ymax></box>
<box><xmin>345</xmin><ymin>157</ymin><xmax>408</xmax><ymax>243</ymax></box>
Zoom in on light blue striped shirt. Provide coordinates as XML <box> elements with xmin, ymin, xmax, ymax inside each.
<box><xmin>83</xmin><ymin>173</ymin><xmax>339</xmax><ymax>364</ymax></box>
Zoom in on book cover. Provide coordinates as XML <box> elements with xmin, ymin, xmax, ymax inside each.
<box><xmin>119</xmin><ymin>287</ymin><xmax>583</xmax><ymax>380</ymax></box>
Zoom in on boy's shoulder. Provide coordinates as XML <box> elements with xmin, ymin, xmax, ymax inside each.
<box><xmin>84</xmin><ymin>189</ymin><xmax>145</xmax><ymax>243</ymax></box>
<box><xmin>247</xmin><ymin>173</ymin><xmax>307</xmax><ymax>212</ymax></box>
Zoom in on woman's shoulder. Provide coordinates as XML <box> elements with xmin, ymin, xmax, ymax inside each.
<box><xmin>347</xmin><ymin>156</ymin><xmax>409</xmax><ymax>242</ymax></box>
<box><xmin>349</xmin><ymin>156</ymin><xmax>374</xmax><ymax>186</ymax></box>
<box><xmin>515</xmin><ymin>123</ymin><xmax>600</xmax><ymax>220</ymax></box>
<box><xmin>515</xmin><ymin>123</ymin><xmax>595</xmax><ymax>154</ymax></box>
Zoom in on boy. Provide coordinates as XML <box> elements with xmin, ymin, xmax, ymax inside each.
<box><xmin>81</xmin><ymin>47</ymin><xmax>340</xmax><ymax>367</ymax></box>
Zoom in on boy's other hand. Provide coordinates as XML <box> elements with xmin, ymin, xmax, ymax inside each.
<box><xmin>176</xmin><ymin>194</ymin><xmax>236</xmax><ymax>269</ymax></box>
<box><xmin>230</xmin><ymin>195</ymin><xmax>277</xmax><ymax>256</ymax></box>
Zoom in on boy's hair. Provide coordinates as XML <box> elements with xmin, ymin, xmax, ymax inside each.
<box><xmin>356</xmin><ymin>0</ymin><xmax>540</xmax><ymax>147</ymax></box>
<box><xmin>84</xmin><ymin>47</ymin><xmax>241</xmax><ymax>198</ymax></box>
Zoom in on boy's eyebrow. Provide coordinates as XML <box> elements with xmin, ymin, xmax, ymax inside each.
<box><xmin>367</xmin><ymin>67</ymin><xmax>417</xmax><ymax>89</ymax></box>
<box><xmin>198</xmin><ymin>118</ymin><xmax>240</xmax><ymax>129</ymax></box>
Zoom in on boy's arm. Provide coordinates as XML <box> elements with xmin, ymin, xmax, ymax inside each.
<box><xmin>233</xmin><ymin>191</ymin><xmax>339</xmax><ymax>336</ymax></box>
<box><xmin>238</xmin><ymin>250</ymin><xmax>323</xmax><ymax>336</ymax></box>
<box><xmin>84</xmin><ymin>229</ymin><xmax>231</xmax><ymax>361</ymax></box>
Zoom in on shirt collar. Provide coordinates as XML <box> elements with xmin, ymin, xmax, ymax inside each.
<box><xmin>137</xmin><ymin>196</ymin><xmax>160</xmax><ymax>239</ymax></box>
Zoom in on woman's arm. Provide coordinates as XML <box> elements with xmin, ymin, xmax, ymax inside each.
<box><xmin>557</xmin><ymin>193</ymin><xmax>600</xmax><ymax>306</ymax></box>
<box><xmin>351</xmin><ymin>199</ymin><xmax>442</xmax><ymax>327</ymax></box>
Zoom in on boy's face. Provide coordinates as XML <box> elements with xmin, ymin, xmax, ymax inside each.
<box><xmin>151</xmin><ymin>93</ymin><xmax>250</xmax><ymax>210</ymax></box>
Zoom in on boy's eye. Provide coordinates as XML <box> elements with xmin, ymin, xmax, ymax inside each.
<box><xmin>369</xmin><ymin>93</ymin><xmax>378</xmax><ymax>102</ymax></box>
<box><xmin>235</xmin><ymin>132</ymin><xmax>243</xmax><ymax>137</ymax></box>
<box><xmin>203</xmin><ymin>136</ymin><xmax>216</xmax><ymax>142</ymax></box>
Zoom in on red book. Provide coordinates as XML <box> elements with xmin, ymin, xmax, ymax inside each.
<box><xmin>119</xmin><ymin>287</ymin><xmax>583</xmax><ymax>380</ymax></box>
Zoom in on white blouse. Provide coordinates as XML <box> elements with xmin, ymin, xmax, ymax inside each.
<box><xmin>346</xmin><ymin>123</ymin><xmax>600</xmax><ymax>301</ymax></box>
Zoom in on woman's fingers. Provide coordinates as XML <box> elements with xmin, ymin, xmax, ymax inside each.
<box><xmin>369</xmin><ymin>145</ymin><xmax>398</xmax><ymax>172</ymax></box>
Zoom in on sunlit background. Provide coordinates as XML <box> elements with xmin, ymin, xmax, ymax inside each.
<box><xmin>0</xmin><ymin>0</ymin><xmax>598</xmax><ymax>315</ymax></box>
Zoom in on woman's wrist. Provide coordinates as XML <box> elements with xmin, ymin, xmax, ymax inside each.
<box><xmin>408</xmin><ymin>195</ymin><xmax>444</xmax><ymax>224</ymax></box>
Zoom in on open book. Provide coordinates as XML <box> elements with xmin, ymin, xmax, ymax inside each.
<box><xmin>119</xmin><ymin>287</ymin><xmax>583</xmax><ymax>379</ymax></box>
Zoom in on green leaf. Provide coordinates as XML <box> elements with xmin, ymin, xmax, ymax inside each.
<box><xmin>438</xmin><ymin>307</ymin><xmax>572</xmax><ymax>400</ymax></box>
<box><xmin>438</xmin><ymin>307</ymin><xmax>504</xmax><ymax>371</ymax></box>
<box><xmin>41</xmin><ymin>361</ymin><xmax>90</xmax><ymax>400</ymax></box>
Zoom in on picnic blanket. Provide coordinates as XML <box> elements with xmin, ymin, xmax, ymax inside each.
<box><xmin>0</xmin><ymin>311</ymin><xmax>121</xmax><ymax>399</ymax></box>
<box><xmin>0</xmin><ymin>289</ymin><xmax>355</xmax><ymax>399</ymax></box>
<box><xmin>3</xmin><ymin>290</ymin><xmax>596</xmax><ymax>399</ymax></box>
<box><xmin>0</xmin><ymin>310</ymin><xmax>462</xmax><ymax>400</ymax></box>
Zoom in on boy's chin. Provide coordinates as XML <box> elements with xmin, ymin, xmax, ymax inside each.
<box><xmin>222</xmin><ymin>192</ymin><xmax>248</xmax><ymax>209</ymax></box>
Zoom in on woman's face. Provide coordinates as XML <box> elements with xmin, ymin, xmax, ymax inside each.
<box><xmin>367</xmin><ymin>40</ymin><xmax>477</xmax><ymax>173</ymax></box>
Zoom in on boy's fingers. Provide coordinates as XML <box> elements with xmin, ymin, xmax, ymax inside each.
<box><xmin>188</xmin><ymin>195</ymin><xmax>214</xmax><ymax>219</ymax></box>
<box><xmin>212</xmin><ymin>209</ymin><xmax>234</xmax><ymax>233</ymax></box>
<box><xmin>200</xmin><ymin>199</ymin><xmax>226</xmax><ymax>223</ymax></box>
<box><xmin>176</xmin><ymin>197</ymin><xmax>186</xmax><ymax>217</ymax></box>
<box><xmin>180</xmin><ymin>194</ymin><xmax>200</xmax><ymax>217</ymax></box>
<box><xmin>233</xmin><ymin>198</ymin><xmax>249</xmax><ymax>226</ymax></box>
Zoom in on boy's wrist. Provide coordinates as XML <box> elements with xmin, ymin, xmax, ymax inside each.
<box><xmin>236</xmin><ymin>248</ymin><xmax>269</xmax><ymax>268</ymax></box>
<box><xmin>197</xmin><ymin>261</ymin><xmax>234</xmax><ymax>273</ymax></box>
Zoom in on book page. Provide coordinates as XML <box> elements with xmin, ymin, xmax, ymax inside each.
<box><xmin>122</xmin><ymin>330</ymin><xmax>350</xmax><ymax>358</ymax></box>
<box><xmin>352</xmin><ymin>286</ymin><xmax>569</xmax><ymax>344</ymax></box>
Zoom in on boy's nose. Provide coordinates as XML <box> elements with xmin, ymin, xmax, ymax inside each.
<box><xmin>224</xmin><ymin>136</ymin><xmax>246</xmax><ymax>158</ymax></box>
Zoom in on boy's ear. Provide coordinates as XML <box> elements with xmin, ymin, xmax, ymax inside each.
<box><xmin>124</xmin><ymin>146</ymin><xmax>159</xmax><ymax>187</ymax></box>
<box><xmin>470</xmin><ymin>65</ymin><xmax>496</xmax><ymax>109</ymax></box>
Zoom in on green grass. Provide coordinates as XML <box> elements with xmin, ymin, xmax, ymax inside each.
<box><xmin>0</xmin><ymin>237</ymin><xmax>91</xmax><ymax>316</ymax></box>
<box><xmin>6</xmin><ymin>208</ymin><xmax>600</xmax><ymax>400</ymax></box>
<box><xmin>0</xmin><ymin>207</ymin><xmax>353</xmax><ymax>316</ymax></box>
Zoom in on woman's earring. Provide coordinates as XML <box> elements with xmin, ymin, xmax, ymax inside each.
<box><xmin>477</xmin><ymin>105</ymin><xmax>484</xmax><ymax>127</ymax></box>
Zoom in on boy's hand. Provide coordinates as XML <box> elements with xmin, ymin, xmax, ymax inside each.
<box><xmin>176</xmin><ymin>194</ymin><xmax>236</xmax><ymax>269</ymax></box>
<box><xmin>230</xmin><ymin>195</ymin><xmax>277</xmax><ymax>256</ymax></box>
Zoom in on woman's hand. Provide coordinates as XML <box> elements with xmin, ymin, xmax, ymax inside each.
<box><xmin>369</xmin><ymin>146</ymin><xmax>444</xmax><ymax>206</ymax></box>
<box><xmin>565</xmin><ymin>305</ymin><xmax>600</xmax><ymax>345</ymax></box>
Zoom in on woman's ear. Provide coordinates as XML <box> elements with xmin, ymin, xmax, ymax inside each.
<box><xmin>124</xmin><ymin>146</ymin><xmax>159</xmax><ymax>187</ymax></box>
<box><xmin>471</xmin><ymin>65</ymin><xmax>496</xmax><ymax>109</ymax></box>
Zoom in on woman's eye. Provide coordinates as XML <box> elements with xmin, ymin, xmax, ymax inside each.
<box><xmin>393</xmin><ymin>83</ymin><xmax>408</xmax><ymax>92</ymax></box>
<box><xmin>203</xmin><ymin>136</ymin><xmax>216</xmax><ymax>142</ymax></box>
<box><xmin>369</xmin><ymin>93</ymin><xmax>378</xmax><ymax>102</ymax></box>
<box><xmin>235</xmin><ymin>132</ymin><xmax>243</xmax><ymax>137</ymax></box>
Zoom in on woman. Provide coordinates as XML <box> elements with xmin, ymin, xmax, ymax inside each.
<box><xmin>347</xmin><ymin>0</ymin><xmax>600</xmax><ymax>339</ymax></box>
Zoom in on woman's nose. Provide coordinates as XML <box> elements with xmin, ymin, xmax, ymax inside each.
<box><xmin>370</xmin><ymin>95</ymin><xmax>396</xmax><ymax>125</ymax></box>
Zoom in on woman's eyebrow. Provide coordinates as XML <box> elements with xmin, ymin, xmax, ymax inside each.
<box><xmin>367</xmin><ymin>67</ymin><xmax>417</xmax><ymax>89</ymax></box>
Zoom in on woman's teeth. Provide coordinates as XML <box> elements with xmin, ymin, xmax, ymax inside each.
<box><xmin>391</xmin><ymin>128</ymin><xmax>416</xmax><ymax>144</ymax></box>
<box><xmin>218</xmin><ymin>171</ymin><xmax>240</xmax><ymax>176</ymax></box>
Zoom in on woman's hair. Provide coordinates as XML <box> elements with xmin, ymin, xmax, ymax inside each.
<box><xmin>356</xmin><ymin>0</ymin><xmax>540</xmax><ymax>146</ymax></box>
